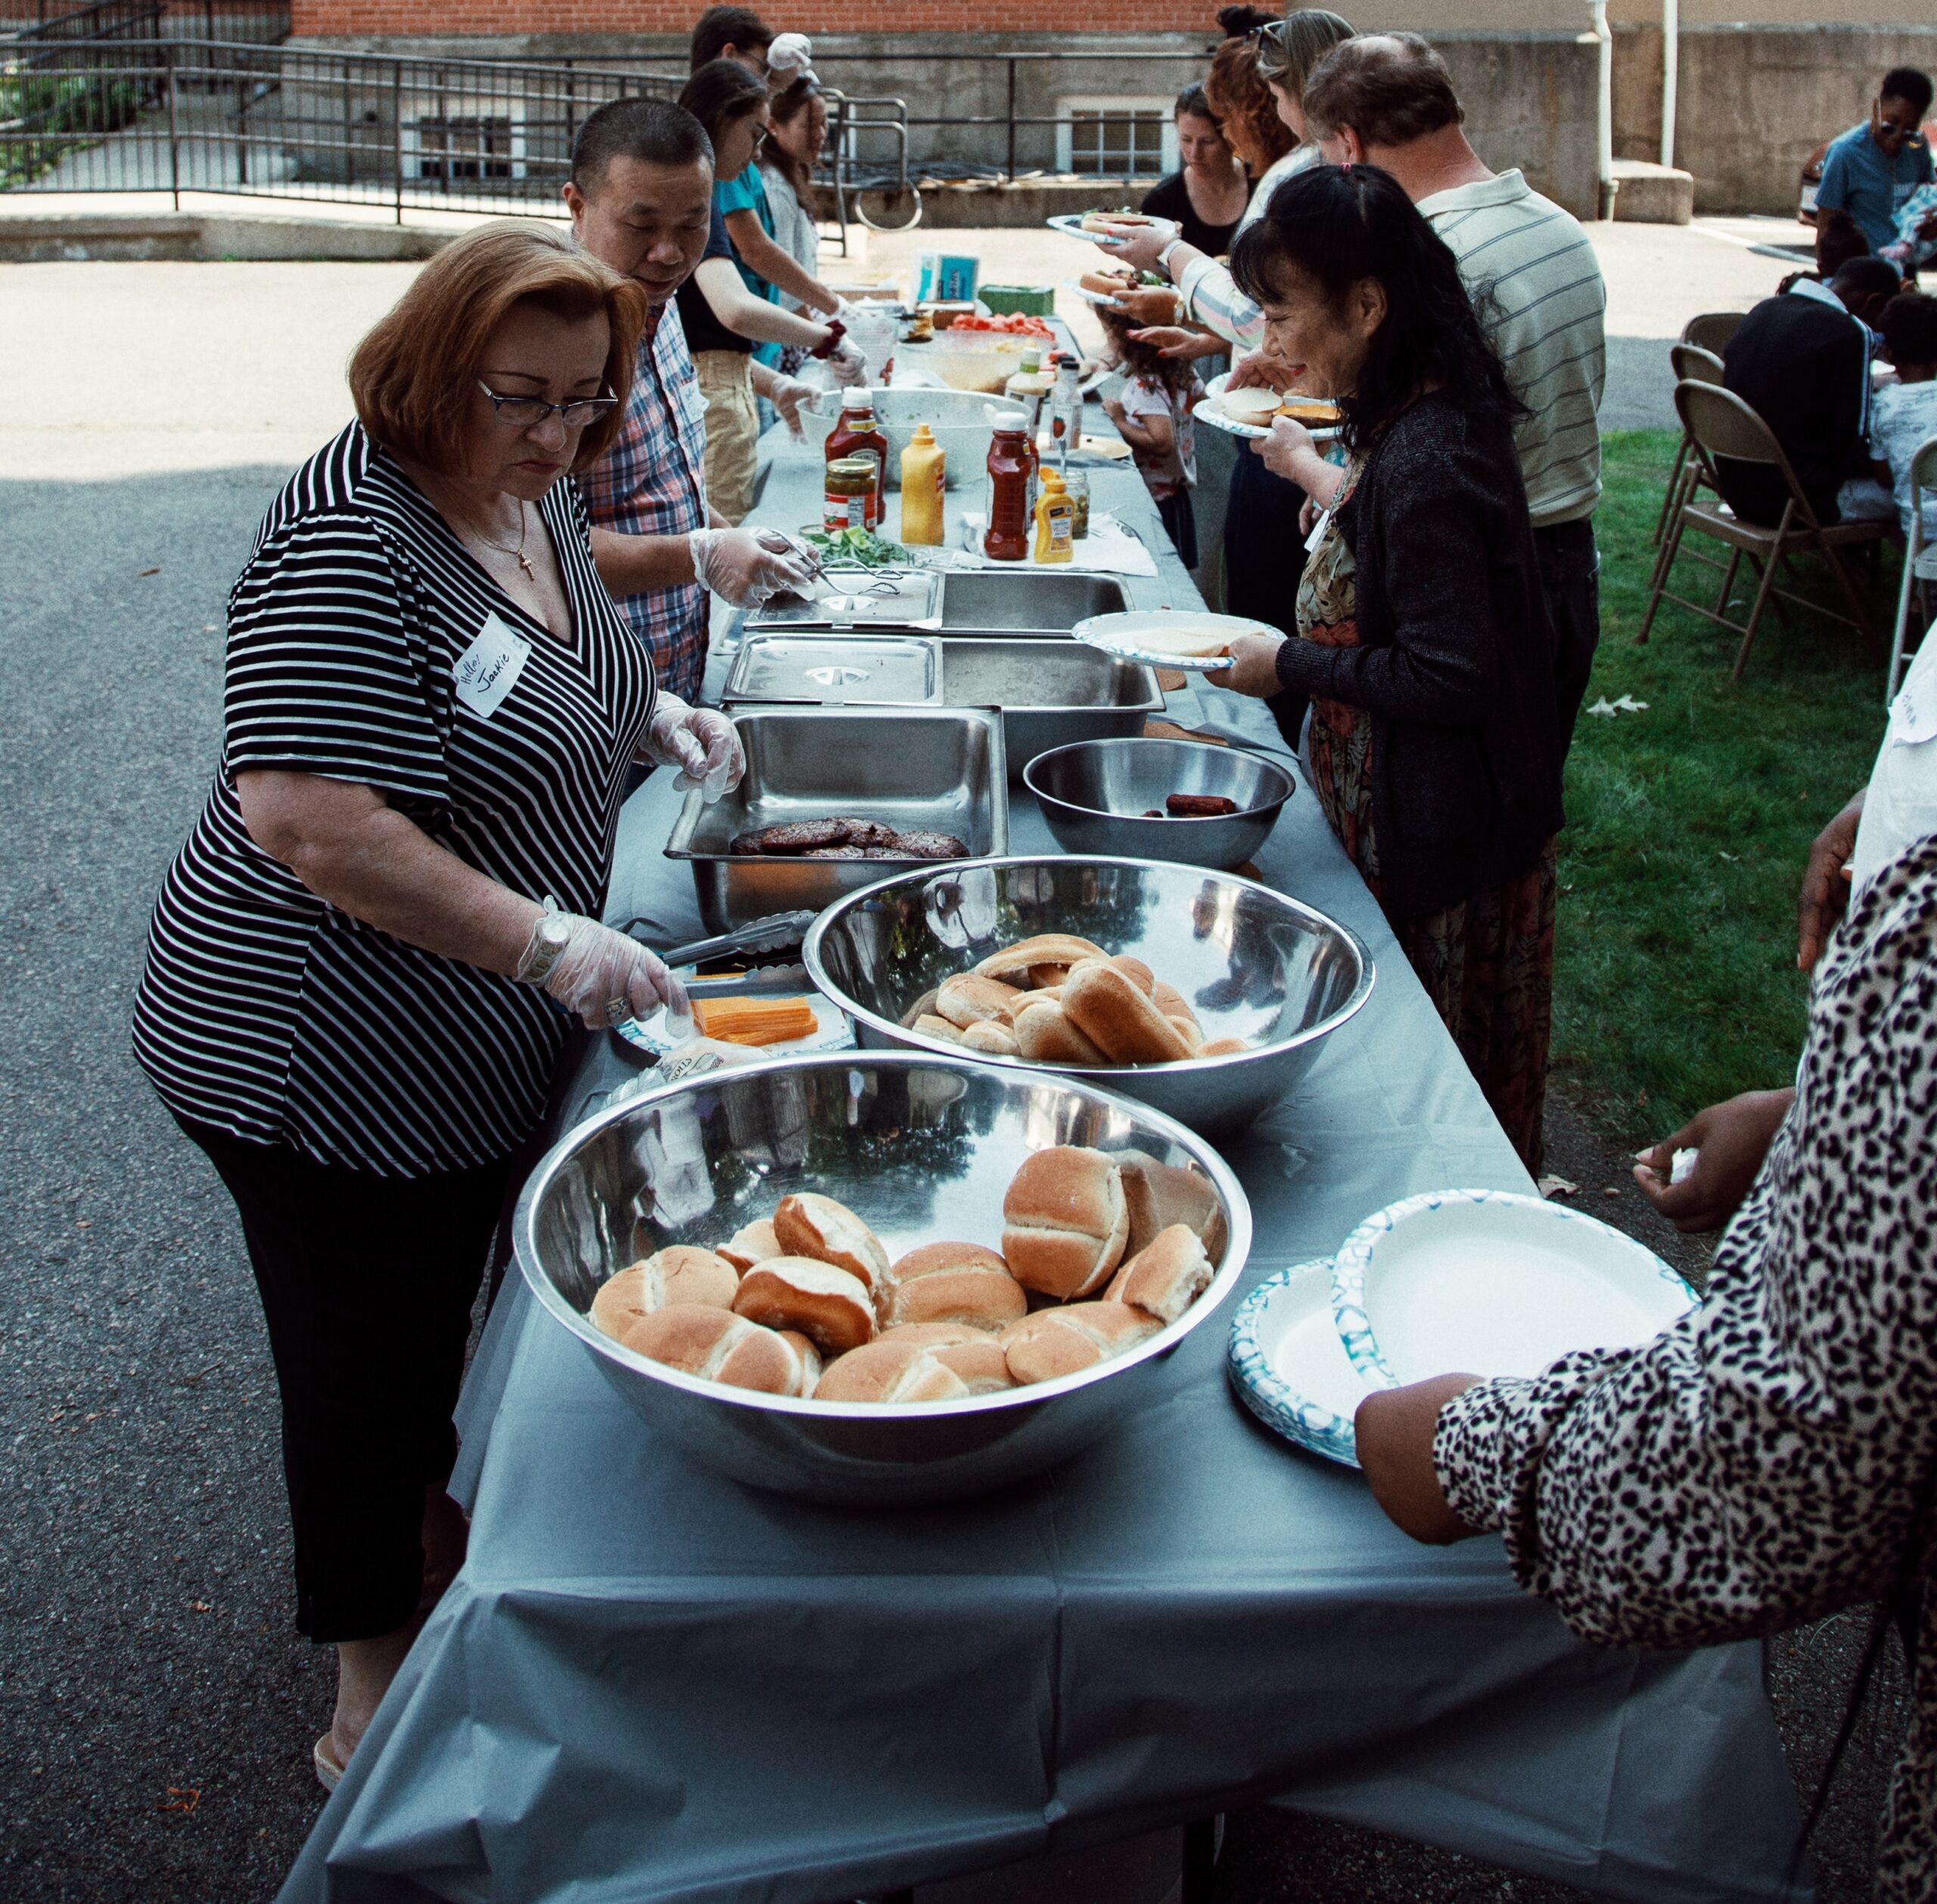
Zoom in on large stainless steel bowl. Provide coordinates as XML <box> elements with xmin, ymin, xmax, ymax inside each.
<box><xmin>804</xmin><ymin>856</ymin><xmax>1375</xmax><ymax>1136</ymax></box>
<box><xmin>513</xmin><ymin>1051</ymin><xmax>1252</xmax><ymax>1507</ymax></box>
<box><xmin>1024</xmin><ymin>737</ymin><xmax>1295</xmax><ymax>869</ymax></box>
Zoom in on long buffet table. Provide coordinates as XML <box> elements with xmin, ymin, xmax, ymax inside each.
<box><xmin>275</xmin><ymin>423</ymin><xmax>1810</xmax><ymax>1904</ymax></box>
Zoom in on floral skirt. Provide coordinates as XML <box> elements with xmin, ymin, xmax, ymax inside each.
<box><xmin>1389</xmin><ymin>840</ymin><xmax>1558</xmax><ymax>1176</ymax></box>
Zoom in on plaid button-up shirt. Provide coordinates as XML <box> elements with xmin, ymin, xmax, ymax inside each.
<box><xmin>582</xmin><ymin>300</ymin><xmax>710</xmax><ymax>703</ymax></box>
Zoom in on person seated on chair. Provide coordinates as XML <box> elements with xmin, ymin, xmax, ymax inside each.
<box><xmin>1716</xmin><ymin>254</ymin><xmax>1901</xmax><ymax>528</ymax></box>
<box><xmin>1853</xmin><ymin>291</ymin><xmax>1937</xmax><ymax>538</ymax></box>
<box><xmin>1777</xmin><ymin>207</ymin><xmax>1873</xmax><ymax>295</ymax></box>
<box><xmin>1813</xmin><ymin>67</ymin><xmax>1936</xmax><ymax>258</ymax></box>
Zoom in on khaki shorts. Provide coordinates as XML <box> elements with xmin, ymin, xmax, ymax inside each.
<box><xmin>693</xmin><ymin>349</ymin><xmax>759</xmax><ymax>526</ymax></box>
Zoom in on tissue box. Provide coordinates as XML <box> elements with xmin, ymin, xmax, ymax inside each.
<box><xmin>915</xmin><ymin>251</ymin><xmax>979</xmax><ymax>303</ymax></box>
<box><xmin>978</xmin><ymin>284</ymin><xmax>1056</xmax><ymax>318</ymax></box>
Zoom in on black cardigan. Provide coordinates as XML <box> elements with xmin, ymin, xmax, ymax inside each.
<box><xmin>1273</xmin><ymin>391</ymin><xmax>1564</xmax><ymax>919</ymax></box>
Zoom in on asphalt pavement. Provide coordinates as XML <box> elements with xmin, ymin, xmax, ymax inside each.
<box><xmin>0</xmin><ymin>255</ymin><xmax>1905</xmax><ymax>1904</ymax></box>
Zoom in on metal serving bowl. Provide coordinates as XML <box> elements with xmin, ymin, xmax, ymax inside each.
<box><xmin>1024</xmin><ymin>737</ymin><xmax>1295</xmax><ymax>869</ymax></box>
<box><xmin>804</xmin><ymin>856</ymin><xmax>1375</xmax><ymax>1137</ymax></box>
<box><xmin>513</xmin><ymin>1051</ymin><xmax>1252</xmax><ymax>1507</ymax></box>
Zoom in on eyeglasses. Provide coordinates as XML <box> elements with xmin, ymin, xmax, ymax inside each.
<box><xmin>477</xmin><ymin>381</ymin><xmax>620</xmax><ymax>429</ymax></box>
<box><xmin>1248</xmin><ymin>18</ymin><xmax>1293</xmax><ymax>79</ymax></box>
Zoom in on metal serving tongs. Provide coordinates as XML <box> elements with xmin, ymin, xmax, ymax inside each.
<box><xmin>616</xmin><ymin>909</ymin><xmax>818</xmax><ymax>972</ymax></box>
<box><xmin>755</xmin><ymin>528</ymin><xmax>835</xmax><ymax>600</ymax></box>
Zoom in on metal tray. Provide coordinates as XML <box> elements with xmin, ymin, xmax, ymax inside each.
<box><xmin>938</xmin><ymin>638</ymin><xmax>1163</xmax><ymax>780</ymax></box>
<box><xmin>724</xmin><ymin>634</ymin><xmax>941</xmax><ymax>707</ymax></box>
<box><xmin>745</xmin><ymin>567</ymin><xmax>942</xmax><ymax>632</ymax></box>
<box><xmin>664</xmin><ymin>707</ymin><xmax>1009</xmax><ymax>932</ymax></box>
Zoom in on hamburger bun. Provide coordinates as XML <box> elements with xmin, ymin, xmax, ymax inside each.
<box><xmin>589</xmin><ymin>1247</ymin><xmax>740</xmax><ymax>1340</ymax></box>
<box><xmin>1000</xmin><ymin>1301</ymin><xmax>1162</xmax><ymax>1385</ymax></box>
<box><xmin>1079</xmin><ymin>210</ymin><xmax>1155</xmax><ymax>232</ymax></box>
<box><xmin>1105</xmin><ymin>1222</ymin><xmax>1215</xmax><ymax>1325</ymax></box>
<box><xmin>731</xmin><ymin>1256</ymin><xmax>876</xmax><ymax>1355</ymax></box>
<box><xmin>813</xmin><ymin>1337</ymin><xmax>972</xmax><ymax>1405</ymax></box>
<box><xmin>1278</xmin><ymin>396</ymin><xmax>1342</xmax><ymax>424</ymax></box>
<box><xmin>1213</xmin><ymin>384</ymin><xmax>1284</xmax><ymax>424</ymax></box>
<box><xmin>773</xmin><ymin>1192</ymin><xmax>891</xmax><ymax>1297</ymax></box>
<box><xmin>1118</xmin><ymin>1152</ymin><xmax>1230</xmax><ymax>1259</ymax></box>
<box><xmin>717</xmin><ymin>1219</ymin><xmax>782</xmax><ymax>1274</ymax></box>
<box><xmin>619</xmin><ymin>1305</ymin><xmax>810</xmax><ymax>1396</ymax></box>
<box><xmin>1001</xmin><ymin>1146</ymin><xmax>1130</xmax><ymax>1299</ymax></box>
<box><xmin>776</xmin><ymin>1329</ymin><xmax>824</xmax><ymax>1397</ymax></box>
<box><xmin>1060</xmin><ymin>961</ymin><xmax>1197</xmax><ymax>1065</ymax></box>
<box><xmin>882</xmin><ymin>1241</ymin><xmax>1029</xmax><ymax>1332</ymax></box>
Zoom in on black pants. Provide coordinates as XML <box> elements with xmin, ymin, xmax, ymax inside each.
<box><xmin>1534</xmin><ymin>518</ymin><xmax>1601</xmax><ymax>755</ymax></box>
<box><xmin>1156</xmin><ymin>489</ymin><xmax>1199</xmax><ymax>570</ymax></box>
<box><xmin>176</xmin><ymin>1116</ymin><xmax>511</xmax><ymax>1642</ymax></box>
<box><xmin>1223</xmin><ymin>448</ymin><xmax>1311</xmax><ymax>750</ymax></box>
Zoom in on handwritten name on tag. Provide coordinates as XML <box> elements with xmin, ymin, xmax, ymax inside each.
<box><xmin>452</xmin><ymin>612</ymin><xmax>531</xmax><ymax>719</ymax></box>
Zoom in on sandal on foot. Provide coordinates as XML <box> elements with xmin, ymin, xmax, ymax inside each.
<box><xmin>313</xmin><ymin>1731</ymin><xmax>347</xmax><ymax>1793</ymax></box>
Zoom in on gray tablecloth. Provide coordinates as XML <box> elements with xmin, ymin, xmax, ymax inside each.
<box><xmin>275</xmin><ymin>436</ymin><xmax>1808</xmax><ymax>1904</ymax></box>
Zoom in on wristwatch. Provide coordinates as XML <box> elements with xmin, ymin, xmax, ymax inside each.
<box><xmin>1158</xmin><ymin>237</ymin><xmax>1186</xmax><ymax>271</ymax></box>
<box><xmin>515</xmin><ymin>899</ymin><xmax>571</xmax><ymax>986</ymax></box>
<box><xmin>810</xmin><ymin>318</ymin><xmax>847</xmax><ymax>361</ymax></box>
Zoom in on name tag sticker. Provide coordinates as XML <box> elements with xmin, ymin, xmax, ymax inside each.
<box><xmin>453</xmin><ymin>612</ymin><xmax>531</xmax><ymax>719</ymax></box>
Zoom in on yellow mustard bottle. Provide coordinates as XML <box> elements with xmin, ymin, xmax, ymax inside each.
<box><xmin>1032</xmin><ymin>467</ymin><xmax>1074</xmax><ymax>564</ymax></box>
<box><xmin>899</xmin><ymin>423</ymin><xmax>947</xmax><ymax>545</ymax></box>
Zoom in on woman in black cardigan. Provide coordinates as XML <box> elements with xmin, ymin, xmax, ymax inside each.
<box><xmin>1215</xmin><ymin>163</ymin><xmax>1564</xmax><ymax>1169</ymax></box>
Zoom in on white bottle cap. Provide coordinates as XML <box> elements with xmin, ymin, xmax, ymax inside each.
<box><xmin>841</xmin><ymin>387</ymin><xmax>874</xmax><ymax>409</ymax></box>
<box><xmin>983</xmin><ymin>405</ymin><xmax>1029</xmax><ymax>429</ymax></box>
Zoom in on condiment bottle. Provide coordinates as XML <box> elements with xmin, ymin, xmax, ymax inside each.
<box><xmin>983</xmin><ymin>409</ymin><xmax>1032</xmax><ymax>563</ymax></box>
<box><xmin>1033</xmin><ymin>468</ymin><xmax>1075</xmax><ymax>564</ymax></box>
<box><xmin>898</xmin><ymin>424</ymin><xmax>947</xmax><ymax>545</ymax></box>
<box><xmin>1003</xmin><ymin>348</ymin><xmax>1054</xmax><ymax>436</ymax></box>
<box><xmin>823</xmin><ymin>456</ymin><xmax>875</xmax><ymax>534</ymax></box>
<box><xmin>825</xmin><ymin>389</ymin><xmax>888</xmax><ymax>530</ymax></box>
<box><xmin>1049</xmin><ymin>353</ymin><xmax>1084</xmax><ymax>452</ymax></box>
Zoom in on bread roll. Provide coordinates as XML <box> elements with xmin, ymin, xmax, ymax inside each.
<box><xmin>900</xmin><ymin>987</ymin><xmax>941</xmax><ymax>1029</ymax></box>
<box><xmin>876</xmin><ymin>1322</ymin><xmax>1015</xmax><ymax>1393</ymax></box>
<box><xmin>1028</xmin><ymin>963</ymin><xmax>1074</xmax><ymax>989</ymax></box>
<box><xmin>1213</xmin><ymin>384</ymin><xmax>1283</xmax><ymax>424</ymax></box>
<box><xmin>776</xmin><ymin>1328</ymin><xmax>823</xmax><ymax>1397</ymax></box>
<box><xmin>717</xmin><ymin>1219</ymin><xmax>781</xmax><ymax>1273</ymax></box>
<box><xmin>1012</xmin><ymin>997</ymin><xmax>1110</xmax><ymax>1067</ymax></box>
<box><xmin>1001</xmin><ymin>1301</ymin><xmax>1161</xmax><ymax>1385</ymax></box>
<box><xmin>936</xmin><ymin>973</ymin><xmax>1022</xmax><ymax>1028</ymax></box>
<box><xmin>1118</xmin><ymin>1152</ymin><xmax>1230</xmax><ymax>1259</ymax></box>
<box><xmin>916</xmin><ymin>1013</ymin><xmax>964</xmax><ymax>1043</ymax></box>
<box><xmin>1001</xmin><ymin>1146</ymin><xmax>1130</xmax><ymax>1299</ymax></box>
<box><xmin>773</xmin><ymin>1191</ymin><xmax>891</xmax><ymax>1297</ymax></box>
<box><xmin>1150</xmin><ymin>980</ymin><xmax>1198</xmax><ymax>1029</ymax></box>
<box><xmin>883</xmin><ymin>1241</ymin><xmax>1028</xmax><ymax>1332</ymax></box>
<box><xmin>1105</xmin><ymin>1222</ymin><xmax>1214</xmax><ymax>1325</ymax></box>
<box><xmin>960</xmin><ymin>1019</ymin><xmax>1021</xmax><ymax>1056</ymax></box>
<box><xmin>1197</xmin><ymin>1036</ymin><xmax>1250</xmax><ymax>1056</ymax></box>
<box><xmin>731</xmin><ymin>1256</ymin><xmax>876</xmax><ymax>1354</ymax></box>
<box><xmin>1079</xmin><ymin>267</ymin><xmax>1133</xmax><ymax>297</ymax></box>
<box><xmin>619</xmin><ymin>1305</ymin><xmax>810</xmax><ymax>1396</ymax></box>
<box><xmin>975</xmin><ymin>933</ymin><xmax>1108</xmax><ymax>981</ymax></box>
<box><xmin>1110</xmin><ymin>955</ymin><xmax>1155</xmax><ymax>995</ymax></box>
<box><xmin>1167</xmin><ymin>1017</ymin><xmax>1204</xmax><ymax>1054</ymax></box>
<box><xmin>1061</xmin><ymin>961</ymin><xmax>1196</xmax><ymax>1065</ymax></box>
<box><xmin>814</xmin><ymin>1337</ymin><xmax>972</xmax><ymax>1404</ymax></box>
<box><xmin>589</xmin><ymin>1247</ymin><xmax>739</xmax><ymax>1340</ymax></box>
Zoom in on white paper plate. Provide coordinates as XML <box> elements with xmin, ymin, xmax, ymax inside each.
<box><xmin>1069</xmin><ymin>608</ymin><xmax>1270</xmax><ymax>671</ymax></box>
<box><xmin>1062</xmin><ymin>276</ymin><xmax>1130</xmax><ymax>307</ymax></box>
<box><xmin>1227</xmin><ymin>1259</ymin><xmax>1385</xmax><ymax>1468</ymax></box>
<box><xmin>617</xmin><ymin>989</ymin><xmax>854</xmax><ymax>1061</ymax></box>
<box><xmin>1046</xmin><ymin>212</ymin><xmax>1157</xmax><ymax>246</ymax></box>
<box><xmin>1194</xmin><ymin>371</ymin><xmax>1343</xmax><ymax>443</ymax></box>
<box><xmin>1330</xmin><ymin>1188</ymin><xmax>1698</xmax><ymax>1389</ymax></box>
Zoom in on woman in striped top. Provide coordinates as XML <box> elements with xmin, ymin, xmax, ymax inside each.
<box><xmin>132</xmin><ymin>222</ymin><xmax>743</xmax><ymax>1786</ymax></box>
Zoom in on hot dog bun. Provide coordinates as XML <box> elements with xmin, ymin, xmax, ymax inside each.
<box><xmin>1060</xmin><ymin>961</ymin><xmax>1196</xmax><ymax>1064</ymax></box>
<box><xmin>1012</xmin><ymin>996</ymin><xmax>1110</xmax><ymax>1067</ymax></box>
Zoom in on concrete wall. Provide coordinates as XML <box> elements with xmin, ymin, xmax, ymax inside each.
<box><xmin>1612</xmin><ymin>23</ymin><xmax>1937</xmax><ymax>216</ymax></box>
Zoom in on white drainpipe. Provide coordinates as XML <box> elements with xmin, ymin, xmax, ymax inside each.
<box><xmin>1589</xmin><ymin>0</ymin><xmax>1617</xmax><ymax>219</ymax></box>
<box><xmin>1660</xmin><ymin>0</ymin><xmax>1679</xmax><ymax>168</ymax></box>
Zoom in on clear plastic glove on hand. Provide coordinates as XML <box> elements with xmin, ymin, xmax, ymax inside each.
<box><xmin>539</xmin><ymin>915</ymin><xmax>689</xmax><ymax>1031</ymax></box>
<box><xmin>766</xmin><ymin>374</ymin><xmax>819</xmax><ymax>439</ymax></box>
<box><xmin>646</xmin><ymin>697</ymin><xmax>745</xmax><ymax>803</ymax></box>
<box><xmin>688</xmin><ymin>525</ymin><xmax>815</xmax><ymax>607</ymax></box>
<box><xmin>829</xmin><ymin>338</ymin><xmax>869</xmax><ymax>387</ymax></box>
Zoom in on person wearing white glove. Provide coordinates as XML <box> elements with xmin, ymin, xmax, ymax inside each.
<box><xmin>518</xmin><ymin>905</ymin><xmax>689</xmax><ymax>1030</ymax></box>
<box><xmin>751</xmin><ymin>364</ymin><xmax>818</xmax><ymax>438</ymax></box>
<box><xmin>687</xmin><ymin>523</ymin><xmax>814</xmax><ymax>605</ymax></box>
<box><xmin>828</xmin><ymin>337</ymin><xmax>869</xmax><ymax>388</ymax></box>
<box><xmin>642</xmin><ymin>694</ymin><xmax>747</xmax><ymax>803</ymax></box>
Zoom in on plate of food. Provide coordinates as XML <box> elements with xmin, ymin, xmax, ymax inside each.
<box><xmin>1194</xmin><ymin>371</ymin><xmax>1343</xmax><ymax>442</ymax></box>
<box><xmin>1046</xmin><ymin>210</ymin><xmax>1164</xmax><ymax>246</ymax></box>
<box><xmin>1227</xmin><ymin>1259</ymin><xmax>1385</xmax><ymax>1468</ymax></box>
<box><xmin>1068</xmin><ymin>608</ymin><xmax>1267</xmax><ymax>672</ymax></box>
<box><xmin>1063</xmin><ymin>260</ymin><xmax>1176</xmax><ymax>308</ymax></box>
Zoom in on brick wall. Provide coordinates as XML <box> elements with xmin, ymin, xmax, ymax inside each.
<box><xmin>292</xmin><ymin>1</ymin><xmax>1211</xmax><ymax>27</ymax></box>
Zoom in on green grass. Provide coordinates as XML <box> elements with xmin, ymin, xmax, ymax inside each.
<box><xmin>1552</xmin><ymin>429</ymin><xmax>1895</xmax><ymax>1145</ymax></box>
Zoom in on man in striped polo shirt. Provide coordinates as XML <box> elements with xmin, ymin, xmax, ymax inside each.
<box><xmin>1304</xmin><ymin>35</ymin><xmax>1608</xmax><ymax>747</ymax></box>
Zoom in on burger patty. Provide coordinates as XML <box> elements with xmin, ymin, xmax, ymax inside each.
<box><xmin>729</xmin><ymin>817</ymin><xmax>965</xmax><ymax>859</ymax></box>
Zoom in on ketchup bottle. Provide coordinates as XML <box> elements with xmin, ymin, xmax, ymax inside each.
<box><xmin>983</xmin><ymin>412</ymin><xmax>1032</xmax><ymax>562</ymax></box>
<box><xmin>825</xmin><ymin>389</ymin><xmax>888</xmax><ymax>531</ymax></box>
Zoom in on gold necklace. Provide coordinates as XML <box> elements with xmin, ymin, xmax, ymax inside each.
<box><xmin>474</xmin><ymin>499</ymin><xmax>534</xmax><ymax>581</ymax></box>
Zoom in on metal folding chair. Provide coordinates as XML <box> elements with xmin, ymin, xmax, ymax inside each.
<box><xmin>1681</xmin><ymin>310</ymin><xmax>1746</xmax><ymax>356</ymax></box>
<box><xmin>1649</xmin><ymin>343</ymin><xmax>1727</xmax><ymax>562</ymax></box>
<box><xmin>1886</xmin><ymin>434</ymin><xmax>1937</xmax><ymax>706</ymax></box>
<box><xmin>1639</xmin><ymin>380</ymin><xmax>1891</xmax><ymax>680</ymax></box>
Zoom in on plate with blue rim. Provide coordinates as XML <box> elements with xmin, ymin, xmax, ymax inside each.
<box><xmin>1227</xmin><ymin>1259</ymin><xmax>1386</xmax><ymax>1468</ymax></box>
<box><xmin>1329</xmin><ymin>1188</ymin><xmax>1698</xmax><ymax>1390</ymax></box>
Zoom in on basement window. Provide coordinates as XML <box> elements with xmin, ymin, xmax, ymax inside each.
<box><xmin>1056</xmin><ymin>98</ymin><xmax>1176</xmax><ymax>179</ymax></box>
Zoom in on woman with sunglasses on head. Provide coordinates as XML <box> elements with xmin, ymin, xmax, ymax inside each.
<box><xmin>132</xmin><ymin>222</ymin><xmax>739</xmax><ymax>1791</ymax></box>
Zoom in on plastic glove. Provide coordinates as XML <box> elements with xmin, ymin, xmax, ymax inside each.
<box><xmin>765</xmin><ymin>374</ymin><xmax>819</xmax><ymax>439</ymax></box>
<box><xmin>829</xmin><ymin>338</ymin><xmax>869</xmax><ymax>388</ymax></box>
<box><xmin>540</xmin><ymin>914</ymin><xmax>689</xmax><ymax>1031</ymax></box>
<box><xmin>689</xmin><ymin>524</ymin><xmax>815</xmax><ymax>607</ymax></box>
<box><xmin>645</xmin><ymin>697</ymin><xmax>745</xmax><ymax>803</ymax></box>
<box><xmin>767</xmin><ymin>30</ymin><xmax>814</xmax><ymax>79</ymax></box>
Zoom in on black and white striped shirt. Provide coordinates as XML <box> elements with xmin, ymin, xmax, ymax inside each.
<box><xmin>133</xmin><ymin>422</ymin><xmax>656</xmax><ymax>1177</ymax></box>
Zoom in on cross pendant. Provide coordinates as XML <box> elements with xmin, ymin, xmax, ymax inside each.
<box><xmin>516</xmin><ymin>554</ymin><xmax>536</xmax><ymax>580</ymax></box>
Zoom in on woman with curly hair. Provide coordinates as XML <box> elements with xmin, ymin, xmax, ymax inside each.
<box><xmin>1211</xmin><ymin>165</ymin><xmax>1564</xmax><ymax>1171</ymax></box>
